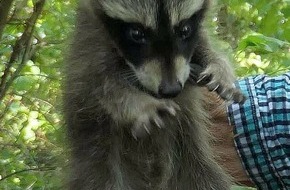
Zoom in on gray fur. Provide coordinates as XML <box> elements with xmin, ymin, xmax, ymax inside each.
<box><xmin>93</xmin><ymin>0</ymin><xmax>205</xmax><ymax>28</ymax></box>
<box><xmin>165</xmin><ymin>0</ymin><xmax>205</xmax><ymax>25</ymax></box>
<box><xmin>63</xmin><ymin>0</ymin><xmax>233</xmax><ymax>189</ymax></box>
<box><xmin>98</xmin><ymin>0</ymin><xmax>158</xmax><ymax>28</ymax></box>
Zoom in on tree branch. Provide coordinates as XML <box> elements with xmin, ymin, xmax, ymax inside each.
<box><xmin>0</xmin><ymin>98</ymin><xmax>13</xmax><ymax>121</ymax></box>
<box><xmin>0</xmin><ymin>167</ymin><xmax>56</xmax><ymax>182</ymax></box>
<box><xmin>0</xmin><ymin>0</ymin><xmax>46</xmax><ymax>102</ymax></box>
<box><xmin>0</xmin><ymin>0</ymin><xmax>14</xmax><ymax>40</ymax></box>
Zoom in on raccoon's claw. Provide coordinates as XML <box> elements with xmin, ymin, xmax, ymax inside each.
<box><xmin>131</xmin><ymin>100</ymin><xmax>180</xmax><ymax>140</ymax></box>
<box><xmin>196</xmin><ymin>68</ymin><xmax>247</xmax><ymax>103</ymax></box>
<box><xmin>131</xmin><ymin>115</ymin><xmax>152</xmax><ymax>140</ymax></box>
<box><xmin>158</xmin><ymin>101</ymin><xmax>180</xmax><ymax>116</ymax></box>
<box><xmin>153</xmin><ymin>117</ymin><xmax>164</xmax><ymax>129</ymax></box>
<box><xmin>197</xmin><ymin>74</ymin><xmax>247</xmax><ymax>103</ymax></box>
<box><xmin>217</xmin><ymin>87</ymin><xmax>247</xmax><ymax>104</ymax></box>
<box><xmin>196</xmin><ymin>74</ymin><xmax>212</xmax><ymax>86</ymax></box>
<box><xmin>197</xmin><ymin>74</ymin><xmax>220</xmax><ymax>91</ymax></box>
<box><xmin>131</xmin><ymin>115</ymin><xmax>163</xmax><ymax>140</ymax></box>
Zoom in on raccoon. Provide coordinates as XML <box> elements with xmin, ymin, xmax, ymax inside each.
<box><xmin>64</xmin><ymin>0</ymin><xmax>243</xmax><ymax>189</ymax></box>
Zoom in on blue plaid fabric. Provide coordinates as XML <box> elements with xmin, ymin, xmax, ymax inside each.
<box><xmin>227</xmin><ymin>73</ymin><xmax>290</xmax><ymax>190</ymax></box>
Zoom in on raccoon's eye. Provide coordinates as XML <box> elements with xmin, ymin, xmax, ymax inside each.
<box><xmin>179</xmin><ymin>24</ymin><xmax>192</xmax><ymax>40</ymax></box>
<box><xmin>128</xmin><ymin>27</ymin><xmax>146</xmax><ymax>44</ymax></box>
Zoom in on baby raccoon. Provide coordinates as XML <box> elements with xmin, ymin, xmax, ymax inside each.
<box><xmin>63</xmin><ymin>0</ymin><xmax>245</xmax><ymax>189</ymax></box>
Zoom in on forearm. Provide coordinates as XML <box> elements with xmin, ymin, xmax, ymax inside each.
<box><xmin>227</xmin><ymin>73</ymin><xmax>290</xmax><ymax>190</ymax></box>
<box><xmin>192</xmin><ymin>34</ymin><xmax>235</xmax><ymax>84</ymax></box>
<box><xmin>93</xmin><ymin>77</ymin><xmax>155</xmax><ymax>123</ymax></box>
<box><xmin>191</xmin><ymin>36</ymin><xmax>246</xmax><ymax>103</ymax></box>
<box><xmin>207</xmin><ymin>91</ymin><xmax>254</xmax><ymax>186</ymax></box>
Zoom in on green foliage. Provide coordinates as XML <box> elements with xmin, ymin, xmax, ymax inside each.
<box><xmin>218</xmin><ymin>0</ymin><xmax>290</xmax><ymax>76</ymax></box>
<box><xmin>0</xmin><ymin>0</ymin><xmax>75</xmax><ymax>189</ymax></box>
<box><xmin>0</xmin><ymin>0</ymin><xmax>289</xmax><ymax>189</ymax></box>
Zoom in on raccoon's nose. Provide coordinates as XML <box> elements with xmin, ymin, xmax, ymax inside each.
<box><xmin>159</xmin><ymin>80</ymin><xmax>182</xmax><ymax>98</ymax></box>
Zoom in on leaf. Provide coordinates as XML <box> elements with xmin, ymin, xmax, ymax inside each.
<box><xmin>13</xmin><ymin>76</ymin><xmax>37</xmax><ymax>92</ymax></box>
<box><xmin>281</xmin><ymin>7</ymin><xmax>290</xmax><ymax>18</ymax></box>
<box><xmin>237</xmin><ymin>33</ymin><xmax>289</xmax><ymax>53</ymax></box>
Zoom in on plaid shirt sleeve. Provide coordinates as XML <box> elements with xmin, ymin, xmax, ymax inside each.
<box><xmin>227</xmin><ymin>73</ymin><xmax>290</xmax><ymax>190</ymax></box>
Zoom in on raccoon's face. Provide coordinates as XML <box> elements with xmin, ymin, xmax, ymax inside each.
<box><xmin>99</xmin><ymin>0</ymin><xmax>208</xmax><ymax>98</ymax></box>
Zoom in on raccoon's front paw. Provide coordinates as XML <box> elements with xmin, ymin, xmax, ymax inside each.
<box><xmin>196</xmin><ymin>64</ymin><xmax>246</xmax><ymax>103</ymax></box>
<box><xmin>131</xmin><ymin>100</ymin><xmax>180</xmax><ymax>140</ymax></box>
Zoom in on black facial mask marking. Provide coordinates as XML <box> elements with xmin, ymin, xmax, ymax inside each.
<box><xmin>99</xmin><ymin>1</ymin><xmax>207</xmax><ymax>97</ymax></box>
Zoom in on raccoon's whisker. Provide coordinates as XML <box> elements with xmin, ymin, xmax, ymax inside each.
<box><xmin>119</xmin><ymin>71</ymin><xmax>137</xmax><ymax>80</ymax></box>
<box><xmin>119</xmin><ymin>69</ymin><xmax>140</xmax><ymax>86</ymax></box>
<box><xmin>130</xmin><ymin>78</ymin><xmax>139</xmax><ymax>84</ymax></box>
<box><xmin>126</xmin><ymin>78</ymin><xmax>139</xmax><ymax>84</ymax></box>
<box><xmin>189</xmin><ymin>73</ymin><xmax>198</xmax><ymax>77</ymax></box>
<box><xmin>123</xmin><ymin>74</ymin><xmax>139</xmax><ymax>84</ymax></box>
<box><xmin>120</xmin><ymin>71</ymin><xmax>135</xmax><ymax>77</ymax></box>
<box><xmin>119</xmin><ymin>68</ymin><xmax>134</xmax><ymax>74</ymax></box>
<box><xmin>123</xmin><ymin>74</ymin><xmax>137</xmax><ymax>80</ymax></box>
<box><xmin>121</xmin><ymin>74</ymin><xmax>136</xmax><ymax>79</ymax></box>
<box><xmin>120</xmin><ymin>69</ymin><xmax>134</xmax><ymax>74</ymax></box>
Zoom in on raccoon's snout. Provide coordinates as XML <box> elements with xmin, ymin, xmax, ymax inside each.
<box><xmin>158</xmin><ymin>79</ymin><xmax>182</xmax><ymax>98</ymax></box>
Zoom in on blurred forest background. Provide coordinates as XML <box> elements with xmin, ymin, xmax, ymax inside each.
<box><xmin>0</xmin><ymin>0</ymin><xmax>289</xmax><ymax>189</ymax></box>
